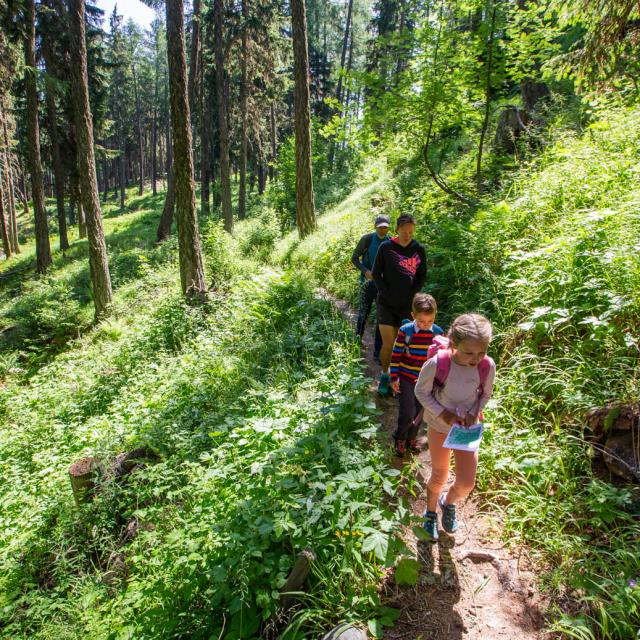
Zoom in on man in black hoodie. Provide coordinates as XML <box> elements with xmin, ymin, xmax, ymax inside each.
<box><xmin>372</xmin><ymin>213</ymin><xmax>427</xmax><ymax>395</ymax></box>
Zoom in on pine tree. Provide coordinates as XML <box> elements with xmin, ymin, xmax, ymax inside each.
<box><xmin>213</xmin><ymin>0</ymin><xmax>233</xmax><ymax>231</ymax></box>
<box><xmin>165</xmin><ymin>0</ymin><xmax>207</xmax><ymax>297</ymax></box>
<box><xmin>291</xmin><ymin>0</ymin><xmax>317</xmax><ymax>238</ymax></box>
<box><xmin>24</xmin><ymin>0</ymin><xmax>52</xmax><ymax>273</ymax></box>
<box><xmin>68</xmin><ymin>0</ymin><xmax>113</xmax><ymax>320</ymax></box>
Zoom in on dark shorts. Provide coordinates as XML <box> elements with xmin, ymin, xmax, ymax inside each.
<box><xmin>377</xmin><ymin>296</ymin><xmax>411</xmax><ymax>327</ymax></box>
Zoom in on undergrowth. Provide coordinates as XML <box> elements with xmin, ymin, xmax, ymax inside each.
<box><xmin>0</xmin><ymin>196</ymin><xmax>409</xmax><ymax>638</ymax></box>
<box><xmin>277</xmin><ymin>105</ymin><xmax>640</xmax><ymax>639</ymax></box>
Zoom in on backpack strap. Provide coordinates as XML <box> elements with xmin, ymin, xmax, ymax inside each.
<box><xmin>400</xmin><ymin>321</ymin><xmax>415</xmax><ymax>348</ymax></box>
<box><xmin>433</xmin><ymin>349</ymin><xmax>451</xmax><ymax>388</ymax></box>
<box><xmin>476</xmin><ymin>356</ymin><xmax>491</xmax><ymax>396</ymax></box>
<box><xmin>433</xmin><ymin>351</ymin><xmax>490</xmax><ymax>394</ymax></box>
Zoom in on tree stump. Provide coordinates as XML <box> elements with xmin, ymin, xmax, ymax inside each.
<box><xmin>68</xmin><ymin>456</ymin><xmax>103</xmax><ymax>506</ymax></box>
<box><xmin>493</xmin><ymin>106</ymin><xmax>529</xmax><ymax>154</ymax></box>
<box><xmin>520</xmin><ymin>78</ymin><xmax>551</xmax><ymax>112</ymax></box>
<box><xmin>262</xmin><ymin>548</ymin><xmax>316</xmax><ymax>638</ymax></box>
<box><xmin>280</xmin><ymin>548</ymin><xmax>316</xmax><ymax>611</ymax></box>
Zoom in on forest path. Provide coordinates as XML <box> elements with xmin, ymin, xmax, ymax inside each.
<box><xmin>319</xmin><ymin>290</ymin><xmax>550</xmax><ymax>640</ymax></box>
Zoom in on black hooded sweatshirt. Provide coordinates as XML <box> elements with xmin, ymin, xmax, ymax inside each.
<box><xmin>372</xmin><ymin>237</ymin><xmax>427</xmax><ymax>309</ymax></box>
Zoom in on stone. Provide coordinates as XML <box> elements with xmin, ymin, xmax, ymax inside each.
<box><xmin>603</xmin><ymin>431</ymin><xmax>640</xmax><ymax>481</ymax></box>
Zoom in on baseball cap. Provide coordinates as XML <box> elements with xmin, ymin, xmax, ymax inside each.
<box><xmin>375</xmin><ymin>214</ymin><xmax>390</xmax><ymax>228</ymax></box>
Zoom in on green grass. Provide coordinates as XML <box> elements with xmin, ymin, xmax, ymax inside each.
<box><xmin>3</xmin><ymin>103</ymin><xmax>640</xmax><ymax>639</ymax></box>
<box><xmin>284</xmin><ymin>105</ymin><xmax>640</xmax><ymax>639</ymax></box>
<box><xmin>0</xmin><ymin>185</ymin><xmax>413</xmax><ymax>639</ymax></box>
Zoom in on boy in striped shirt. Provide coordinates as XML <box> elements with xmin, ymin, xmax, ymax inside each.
<box><xmin>390</xmin><ymin>293</ymin><xmax>442</xmax><ymax>456</ymax></box>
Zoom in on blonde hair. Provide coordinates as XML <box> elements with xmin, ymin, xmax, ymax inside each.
<box><xmin>448</xmin><ymin>313</ymin><xmax>493</xmax><ymax>345</ymax></box>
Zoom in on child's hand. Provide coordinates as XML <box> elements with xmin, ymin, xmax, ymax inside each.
<box><xmin>439</xmin><ymin>409</ymin><xmax>458</xmax><ymax>426</ymax></box>
<box><xmin>390</xmin><ymin>380</ymin><xmax>400</xmax><ymax>394</ymax></box>
<box><xmin>463</xmin><ymin>413</ymin><xmax>478</xmax><ymax>427</ymax></box>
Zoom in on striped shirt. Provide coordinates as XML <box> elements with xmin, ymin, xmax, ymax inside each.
<box><xmin>390</xmin><ymin>322</ymin><xmax>439</xmax><ymax>384</ymax></box>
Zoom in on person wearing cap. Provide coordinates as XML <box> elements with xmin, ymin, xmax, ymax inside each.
<box><xmin>351</xmin><ymin>214</ymin><xmax>391</xmax><ymax>362</ymax></box>
<box><xmin>372</xmin><ymin>213</ymin><xmax>427</xmax><ymax>396</ymax></box>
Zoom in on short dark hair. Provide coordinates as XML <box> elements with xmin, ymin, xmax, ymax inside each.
<box><xmin>412</xmin><ymin>293</ymin><xmax>437</xmax><ymax>314</ymax></box>
<box><xmin>396</xmin><ymin>213</ymin><xmax>416</xmax><ymax>228</ymax></box>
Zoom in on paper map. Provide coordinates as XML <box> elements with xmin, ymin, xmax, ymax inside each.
<box><xmin>443</xmin><ymin>423</ymin><xmax>484</xmax><ymax>452</ymax></box>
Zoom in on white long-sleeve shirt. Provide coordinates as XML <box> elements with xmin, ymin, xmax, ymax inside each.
<box><xmin>414</xmin><ymin>355</ymin><xmax>496</xmax><ymax>434</ymax></box>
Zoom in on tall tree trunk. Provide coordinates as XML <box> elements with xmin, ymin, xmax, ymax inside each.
<box><xmin>238</xmin><ymin>0</ymin><xmax>249</xmax><ymax>220</ymax></box>
<box><xmin>200</xmin><ymin>48</ymin><xmax>211</xmax><ymax>216</ymax></box>
<box><xmin>69</xmin><ymin>0</ymin><xmax>113</xmax><ymax>320</ymax></box>
<box><xmin>152</xmin><ymin>36</ymin><xmax>159</xmax><ymax>197</ymax></box>
<box><xmin>270</xmin><ymin>101</ymin><xmax>277</xmax><ymax>180</ymax></box>
<box><xmin>476</xmin><ymin>2</ymin><xmax>497</xmax><ymax>193</ymax></box>
<box><xmin>24</xmin><ymin>0</ymin><xmax>52</xmax><ymax>272</ymax></box>
<box><xmin>69</xmin><ymin>185</ymin><xmax>75</xmax><ymax>225</ymax></box>
<box><xmin>18</xmin><ymin>154</ymin><xmax>29</xmax><ymax>218</ymax></box>
<box><xmin>157</xmin><ymin>54</ymin><xmax>175</xmax><ymax>236</ymax></box>
<box><xmin>291</xmin><ymin>0</ymin><xmax>316</xmax><ymax>238</ymax></box>
<box><xmin>157</xmin><ymin>133</ymin><xmax>175</xmax><ymax>241</ymax></box>
<box><xmin>165</xmin><ymin>0</ymin><xmax>206</xmax><ymax>297</ymax></box>
<box><xmin>132</xmin><ymin>63</ymin><xmax>145</xmax><ymax>196</ymax></box>
<box><xmin>214</xmin><ymin>0</ymin><xmax>233</xmax><ymax>231</ymax></box>
<box><xmin>336</xmin><ymin>0</ymin><xmax>353</xmax><ymax>105</ymax></box>
<box><xmin>43</xmin><ymin>46</ymin><xmax>70</xmax><ymax>251</ymax></box>
<box><xmin>72</xmin><ymin>173</ymin><xmax>87</xmax><ymax>238</ymax></box>
<box><xmin>257</xmin><ymin>149</ymin><xmax>266</xmax><ymax>195</ymax></box>
<box><xmin>0</xmin><ymin>166</ymin><xmax>11</xmax><ymax>257</ymax></box>
<box><xmin>394</xmin><ymin>0</ymin><xmax>407</xmax><ymax>80</ymax></box>
<box><xmin>1</xmin><ymin>105</ymin><xmax>20</xmax><ymax>254</ymax></box>
<box><xmin>188</xmin><ymin>0</ymin><xmax>200</xmax><ymax>181</ymax></box>
<box><xmin>118</xmin><ymin>131</ymin><xmax>126</xmax><ymax>209</ymax></box>
<box><xmin>188</xmin><ymin>0</ymin><xmax>201</xmax><ymax>110</ymax></box>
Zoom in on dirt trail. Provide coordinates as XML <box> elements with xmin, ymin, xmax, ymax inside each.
<box><xmin>323</xmin><ymin>292</ymin><xmax>550</xmax><ymax>640</ymax></box>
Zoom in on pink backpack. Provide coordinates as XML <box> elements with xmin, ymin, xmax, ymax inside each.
<box><xmin>411</xmin><ymin>336</ymin><xmax>491</xmax><ymax>430</ymax></box>
<box><xmin>427</xmin><ymin>335</ymin><xmax>491</xmax><ymax>392</ymax></box>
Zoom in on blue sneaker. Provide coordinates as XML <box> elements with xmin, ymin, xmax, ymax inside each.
<box><xmin>377</xmin><ymin>373</ymin><xmax>390</xmax><ymax>396</ymax></box>
<box><xmin>439</xmin><ymin>494</ymin><xmax>459</xmax><ymax>533</ymax></box>
<box><xmin>422</xmin><ymin>511</ymin><xmax>439</xmax><ymax>541</ymax></box>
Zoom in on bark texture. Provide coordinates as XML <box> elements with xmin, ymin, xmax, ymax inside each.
<box><xmin>238</xmin><ymin>0</ymin><xmax>249</xmax><ymax>220</ymax></box>
<box><xmin>291</xmin><ymin>0</ymin><xmax>317</xmax><ymax>238</ymax></box>
<box><xmin>166</xmin><ymin>0</ymin><xmax>206</xmax><ymax>297</ymax></box>
<box><xmin>69</xmin><ymin>0</ymin><xmax>113</xmax><ymax>320</ymax></box>
<box><xmin>1</xmin><ymin>105</ymin><xmax>20</xmax><ymax>254</ymax></box>
<box><xmin>0</xmin><ymin>167</ymin><xmax>11</xmax><ymax>256</ymax></box>
<box><xmin>214</xmin><ymin>0</ymin><xmax>233</xmax><ymax>231</ymax></box>
<box><xmin>24</xmin><ymin>0</ymin><xmax>52</xmax><ymax>272</ymax></box>
<box><xmin>43</xmin><ymin>44</ymin><xmax>69</xmax><ymax>251</ymax></box>
<box><xmin>156</xmin><ymin>134</ymin><xmax>174</xmax><ymax>242</ymax></box>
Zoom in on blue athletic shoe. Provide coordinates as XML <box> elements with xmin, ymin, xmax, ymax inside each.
<box><xmin>422</xmin><ymin>511</ymin><xmax>439</xmax><ymax>541</ymax></box>
<box><xmin>439</xmin><ymin>494</ymin><xmax>459</xmax><ymax>533</ymax></box>
<box><xmin>377</xmin><ymin>372</ymin><xmax>390</xmax><ymax>396</ymax></box>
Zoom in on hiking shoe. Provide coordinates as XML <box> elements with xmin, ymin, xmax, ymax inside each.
<box><xmin>377</xmin><ymin>373</ymin><xmax>390</xmax><ymax>396</ymax></box>
<box><xmin>394</xmin><ymin>439</ymin><xmax>406</xmax><ymax>456</ymax></box>
<box><xmin>422</xmin><ymin>511</ymin><xmax>439</xmax><ymax>541</ymax></box>
<box><xmin>407</xmin><ymin>439</ymin><xmax>420</xmax><ymax>454</ymax></box>
<box><xmin>439</xmin><ymin>494</ymin><xmax>459</xmax><ymax>533</ymax></box>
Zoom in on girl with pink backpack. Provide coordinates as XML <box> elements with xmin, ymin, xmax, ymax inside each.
<box><xmin>414</xmin><ymin>313</ymin><xmax>496</xmax><ymax>541</ymax></box>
